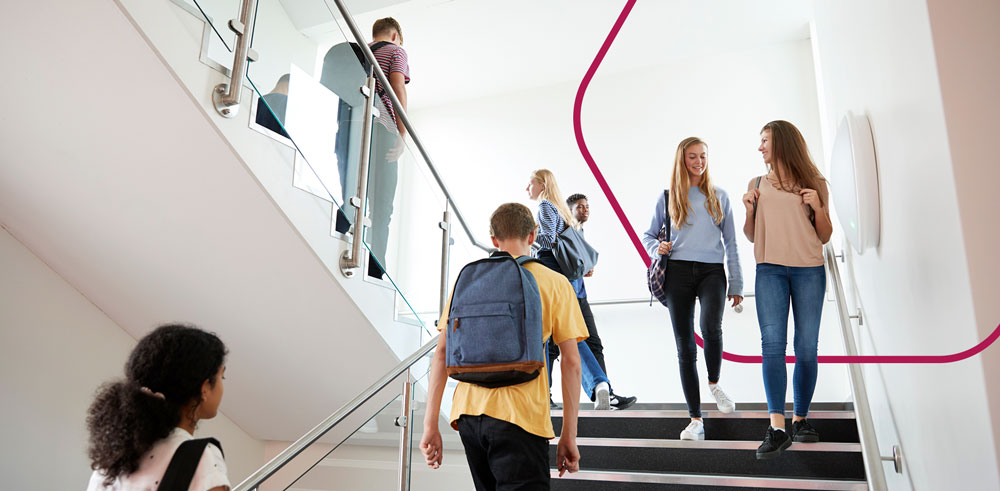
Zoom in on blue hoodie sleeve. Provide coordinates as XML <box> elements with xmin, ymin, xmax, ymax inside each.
<box><xmin>718</xmin><ymin>190</ymin><xmax>744</xmax><ymax>297</ymax></box>
<box><xmin>642</xmin><ymin>192</ymin><xmax>669</xmax><ymax>259</ymax></box>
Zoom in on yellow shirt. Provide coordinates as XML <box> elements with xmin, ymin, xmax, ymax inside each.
<box><xmin>439</xmin><ymin>257</ymin><xmax>588</xmax><ymax>439</ymax></box>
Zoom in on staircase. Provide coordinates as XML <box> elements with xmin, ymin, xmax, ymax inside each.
<box><xmin>550</xmin><ymin>403</ymin><xmax>867</xmax><ymax>490</ymax></box>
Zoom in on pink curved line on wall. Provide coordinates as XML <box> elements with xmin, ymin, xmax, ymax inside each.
<box><xmin>572</xmin><ymin>0</ymin><xmax>1000</xmax><ymax>364</ymax></box>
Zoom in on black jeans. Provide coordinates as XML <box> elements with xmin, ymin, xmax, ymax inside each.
<box><xmin>547</xmin><ymin>296</ymin><xmax>607</xmax><ymax>376</ymax></box>
<box><xmin>665</xmin><ymin>260</ymin><xmax>727</xmax><ymax>418</ymax></box>
<box><xmin>457</xmin><ymin>415</ymin><xmax>550</xmax><ymax>491</ymax></box>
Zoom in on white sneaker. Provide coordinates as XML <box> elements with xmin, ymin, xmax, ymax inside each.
<box><xmin>594</xmin><ymin>383</ymin><xmax>611</xmax><ymax>410</ymax></box>
<box><xmin>680</xmin><ymin>419</ymin><xmax>705</xmax><ymax>440</ymax></box>
<box><xmin>710</xmin><ymin>383</ymin><xmax>735</xmax><ymax>413</ymax></box>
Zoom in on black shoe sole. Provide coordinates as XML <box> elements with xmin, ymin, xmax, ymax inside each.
<box><xmin>792</xmin><ymin>433</ymin><xmax>820</xmax><ymax>443</ymax></box>
<box><xmin>755</xmin><ymin>436</ymin><xmax>792</xmax><ymax>460</ymax></box>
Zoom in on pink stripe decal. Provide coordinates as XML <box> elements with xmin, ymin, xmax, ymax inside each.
<box><xmin>572</xmin><ymin>0</ymin><xmax>1000</xmax><ymax>364</ymax></box>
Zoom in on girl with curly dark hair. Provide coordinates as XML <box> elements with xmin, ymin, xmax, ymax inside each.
<box><xmin>86</xmin><ymin>324</ymin><xmax>230</xmax><ymax>490</ymax></box>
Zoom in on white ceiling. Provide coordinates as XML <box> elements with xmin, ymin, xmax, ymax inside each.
<box><xmin>341</xmin><ymin>0</ymin><xmax>815</xmax><ymax>108</ymax></box>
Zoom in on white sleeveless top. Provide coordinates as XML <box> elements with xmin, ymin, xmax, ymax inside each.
<box><xmin>86</xmin><ymin>428</ymin><xmax>230</xmax><ymax>491</ymax></box>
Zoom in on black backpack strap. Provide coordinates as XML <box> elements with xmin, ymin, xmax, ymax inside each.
<box><xmin>367</xmin><ymin>41</ymin><xmax>393</xmax><ymax>86</ymax></box>
<box><xmin>752</xmin><ymin>176</ymin><xmax>762</xmax><ymax>217</ymax></box>
<box><xmin>515</xmin><ymin>255</ymin><xmax>542</xmax><ymax>267</ymax></box>
<box><xmin>157</xmin><ymin>438</ymin><xmax>223</xmax><ymax>491</ymax></box>
<box><xmin>663</xmin><ymin>190</ymin><xmax>671</xmax><ymax>250</ymax></box>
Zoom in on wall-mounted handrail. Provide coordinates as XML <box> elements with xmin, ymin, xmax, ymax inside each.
<box><xmin>824</xmin><ymin>244</ymin><xmax>889</xmax><ymax>490</ymax></box>
<box><xmin>233</xmin><ymin>336</ymin><xmax>439</xmax><ymax>491</ymax></box>
<box><xmin>328</xmin><ymin>0</ymin><xmax>493</xmax><ymax>253</ymax></box>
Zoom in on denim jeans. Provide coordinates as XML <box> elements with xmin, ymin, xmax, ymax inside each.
<box><xmin>664</xmin><ymin>260</ymin><xmax>726</xmax><ymax>418</ymax></box>
<box><xmin>755</xmin><ymin>263</ymin><xmax>826</xmax><ymax>417</ymax></box>
<box><xmin>537</xmin><ymin>251</ymin><xmax>611</xmax><ymax>400</ymax></box>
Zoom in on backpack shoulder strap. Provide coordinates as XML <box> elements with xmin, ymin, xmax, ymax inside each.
<box><xmin>157</xmin><ymin>438</ymin><xmax>223</xmax><ymax>491</ymax></box>
<box><xmin>370</xmin><ymin>40</ymin><xmax>392</xmax><ymax>53</ymax></box>
<box><xmin>663</xmin><ymin>190</ymin><xmax>671</xmax><ymax>237</ymax></box>
<box><xmin>752</xmin><ymin>176</ymin><xmax>763</xmax><ymax>217</ymax></box>
<box><xmin>515</xmin><ymin>255</ymin><xmax>542</xmax><ymax>267</ymax></box>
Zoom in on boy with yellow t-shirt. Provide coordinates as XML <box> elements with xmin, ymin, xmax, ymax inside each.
<box><xmin>420</xmin><ymin>203</ymin><xmax>587</xmax><ymax>490</ymax></box>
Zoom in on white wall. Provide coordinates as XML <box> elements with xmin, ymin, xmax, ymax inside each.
<box><xmin>924</xmin><ymin>0</ymin><xmax>1000</xmax><ymax>469</ymax></box>
<box><xmin>0</xmin><ymin>226</ymin><xmax>265</xmax><ymax>489</ymax></box>
<box><xmin>406</xmin><ymin>39</ymin><xmax>844</xmax><ymax>405</ymax></box>
<box><xmin>410</xmin><ymin>39</ymin><xmax>825</xmax><ymax>303</ymax></box>
<box><xmin>811</xmin><ymin>0</ymin><xmax>1000</xmax><ymax>488</ymax></box>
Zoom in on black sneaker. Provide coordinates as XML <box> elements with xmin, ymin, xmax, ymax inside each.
<box><xmin>756</xmin><ymin>426</ymin><xmax>792</xmax><ymax>460</ymax></box>
<box><xmin>792</xmin><ymin>419</ymin><xmax>820</xmax><ymax>443</ymax></box>
<box><xmin>609</xmin><ymin>393</ymin><xmax>637</xmax><ymax>410</ymax></box>
<box><xmin>550</xmin><ymin>396</ymin><xmax>561</xmax><ymax>410</ymax></box>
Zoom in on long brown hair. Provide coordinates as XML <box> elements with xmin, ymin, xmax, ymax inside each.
<box><xmin>531</xmin><ymin>169</ymin><xmax>579</xmax><ymax>229</ymax></box>
<box><xmin>761</xmin><ymin>120</ymin><xmax>826</xmax><ymax>206</ymax></box>
<box><xmin>670</xmin><ymin>137</ymin><xmax>723</xmax><ymax>228</ymax></box>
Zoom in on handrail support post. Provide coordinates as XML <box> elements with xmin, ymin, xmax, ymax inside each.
<box><xmin>212</xmin><ymin>0</ymin><xmax>257</xmax><ymax>118</ymax></box>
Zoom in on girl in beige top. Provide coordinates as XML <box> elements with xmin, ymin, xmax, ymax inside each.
<box><xmin>741</xmin><ymin>120</ymin><xmax>833</xmax><ymax>461</ymax></box>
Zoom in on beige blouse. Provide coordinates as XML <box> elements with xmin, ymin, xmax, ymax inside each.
<box><xmin>751</xmin><ymin>174</ymin><xmax>829</xmax><ymax>267</ymax></box>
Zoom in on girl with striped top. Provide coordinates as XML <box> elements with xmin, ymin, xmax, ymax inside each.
<box><xmin>527</xmin><ymin>169</ymin><xmax>615</xmax><ymax>410</ymax></box>
<box><xmin>642</xmin><ymin>137</ymin><xmax>743</xmax><ymax>441</ymax></box>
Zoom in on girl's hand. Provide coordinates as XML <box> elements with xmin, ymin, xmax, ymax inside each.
<box><xmin>800</xmin><ymin>188</ymin><xmax>823</xmax><ymax>212</ymax></box>
<box><xmin>657</xmin><ymin>241</ymin><xmax>673</xmax><ymax>255</ymax></box>
<box><xmin>742</xmin><ymin>189</ymin><xmax>760</xmax><ymax>212</ymax></box>
<box><xmin>729</xmin><ymin>295</ymin><xmax>744</xmax><ymax>307</ymax></box>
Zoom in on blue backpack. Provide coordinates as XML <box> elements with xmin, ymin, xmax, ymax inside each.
<box><xmin>445</xmin><ymin>252</ymin><xmax>546</xmax><ymax>388</ymax></box>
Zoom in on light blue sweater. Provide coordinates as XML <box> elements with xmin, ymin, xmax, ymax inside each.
<box><xmin>642</xmin><ymin>187</ymin><xmax>743</xmax><ymax>297</ymax></box>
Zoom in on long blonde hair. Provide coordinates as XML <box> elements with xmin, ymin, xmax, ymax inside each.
<box><xmin>761</xmin><ymin>120</ymin><xmax>826</xmax><ymax>206</ymax></box>
<box><xmin>531</xmin><ymin>169</ymin><xmax>578</xmax><ymax>229</ymax></box>
<box><xmin>669</xmin><ymin>137</ymin><xmax>723</xmax><ymax>228</ymax></box>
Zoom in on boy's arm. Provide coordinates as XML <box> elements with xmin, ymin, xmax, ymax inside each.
<box><xmin>420</xmin><ymin>333</ymin><xmax>447</xmax><ymax>469</ymax></box>
<box><xmin>556</xmin><ymin>338</ymin><xmax>581</xmax><ymax>476</ymax></box>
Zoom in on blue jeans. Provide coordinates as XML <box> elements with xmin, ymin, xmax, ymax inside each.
<box><xmin>537</xmin><ymin>251</ymin><xmax>611</xmax><ymax>400</ymax></box>
<box><xmin>755</xmin><ymin>263</ymin><xmax>826</xmax><ymax>417</ymax></box>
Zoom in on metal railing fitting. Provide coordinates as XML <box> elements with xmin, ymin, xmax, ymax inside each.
<box><xmin>211</xmin><ymin>0</ymin><xmax>259</xmax><ymax>118</ymax></box>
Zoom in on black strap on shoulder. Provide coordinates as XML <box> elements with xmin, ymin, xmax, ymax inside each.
<box><xmin>157</xmin><ymin>438</ymin><xmax>223</xmax><ymax>491</ymax></box>
<box><xmin>752</xmin><ymin>176</ymin><xmax>763</xmax><ymax>217</ymax></box>
<box><xmin>663</xmin><ymin>190</ymin><xmax>671</xmax><ymax>251</ymax></box>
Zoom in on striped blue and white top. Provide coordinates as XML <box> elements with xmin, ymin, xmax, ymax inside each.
<box><xmin>535</xmin><ymin>200</ymin><xmax>564</xmax><ymax>251</ymax></box>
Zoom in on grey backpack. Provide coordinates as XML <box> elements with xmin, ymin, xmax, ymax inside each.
<box><xmin>553</xmin><ymin>225</ymin><xmax>599</xmax><ymax>281</ymax></box>
<box><xmin>445</xmin><ymin>252</ymin><xmax>546</xmax><ymax>388</ymax></box>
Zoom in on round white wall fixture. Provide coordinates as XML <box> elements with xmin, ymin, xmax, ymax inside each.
<box><xmin>829</xmin><ymin>112</ymin><xmax>881</xmax><ymax>253</ymax></box>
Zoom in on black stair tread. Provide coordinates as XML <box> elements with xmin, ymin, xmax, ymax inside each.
<box><xmin>553</xmin><ymin>409</ymin><xmax>855</xmax><ymax>418</ymax></box>
<box><xmin>547</xmin><ymin>446</ymin><xmax>866</xmax><ymax>480</ymax></box>
<box><xmin>557</xmin><ymin>437</ymin><xmax>861</xmax><ymax>452</ymax></box>
<box><xmin>549</xmin><ymin>470</ymin><xmax>867</xmax><ymax>491</ymax></box>
<box><xmin>551</xmin><ymin>415</ymin><xmax>861</xmax><ymax>443</ymax></box>
<box><xmin>562</xmin><ymin>402</ymin><xmax>855</xmax><ymax>411</ymax></box>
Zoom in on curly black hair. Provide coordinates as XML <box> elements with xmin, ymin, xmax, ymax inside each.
<box><xmin>566</xmin><ymin>193</ymin><xmax>588</xmax><ymax>207</ymax></box>
<box><xmin>86</xmin><ymin>324</ymin><xmax>227</xmax><ymax>485</ymax></box>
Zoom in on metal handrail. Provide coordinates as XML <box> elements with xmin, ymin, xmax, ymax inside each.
<box><xmin>211</xmin><ymin>0</ymin><xmax>257</xmax><ymax>117</ymax></box>
<box><xmin>233</xmin><ymin>335</ymin><xmax>439</xmax><ymax>491</ymax></box>
<box><xmin>824</xmin><ymin>244</ymin><xmax>888</xmax><ymax>490</ymax></box>
<box><xmin>328</xmin><ymin>0</ymin><xmax>492</xmax><ymax>253</ymax></box>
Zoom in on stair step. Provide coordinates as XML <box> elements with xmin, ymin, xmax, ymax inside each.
<box><xmin>566</xmin><ymin>402</ymin><xmax>855</xmax><ymax>412</ymax></box>
<box><xmin>547</xmin><ymin>439</ymin><xmax>865</xmax><ymax>480</ymax></box>
<box><xmin>549</xmin><ymin>470</ymin><xmax>868</xmax><ymax>490</ymax></box>
<box><xmin>552</xmin><ymin>412</ymin><xmax>860</xmax><ymax>443</ymax></box>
